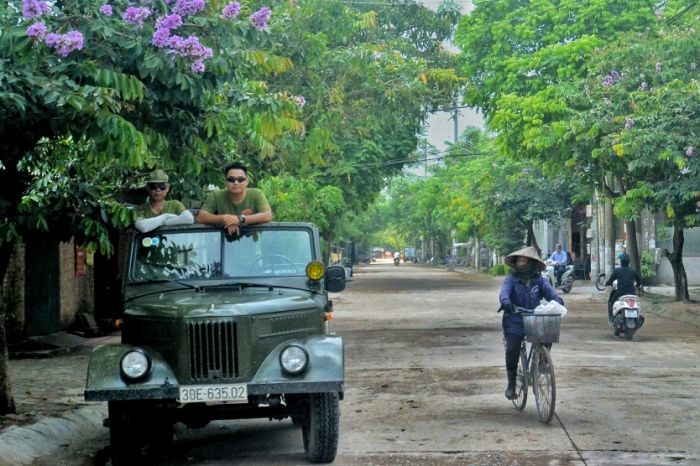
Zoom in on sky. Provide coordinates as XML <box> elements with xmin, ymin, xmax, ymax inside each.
<box><xmin>419</xmin><ymin>0</ymin><xmax>484</xmax><ymax>171</ymax></box>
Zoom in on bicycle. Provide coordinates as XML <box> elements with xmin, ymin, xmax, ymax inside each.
<box><xmin>507</xmin><ymin>306</ymin><xmax>561</xmax><ymax>424</ymax></box>
<box><xmin>595</xmin><ymin>272</ymin><xmax>606</xmax><ymax>291</ymax></box>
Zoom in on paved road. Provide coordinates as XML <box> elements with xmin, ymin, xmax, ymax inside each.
<box><xmin>32</xmin><ymin>260</ymin><xmax>700</xmax><ymax>465</ymax></box>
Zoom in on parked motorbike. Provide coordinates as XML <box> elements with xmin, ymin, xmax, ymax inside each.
<box><xmin>542</xmin><ymin>260</ymin><xmax>574</xmax><ymax>293</ymax></box>
<box><xmin>607</xmin><ymin>282</ymin><xmax>645</xmax><ymax>340</ymax></box>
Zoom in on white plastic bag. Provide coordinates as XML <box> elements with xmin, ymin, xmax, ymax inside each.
<box><xmin>533</xmin><ymin>300</ymin><xmax>568</xmax><ymax>317</ymax></box>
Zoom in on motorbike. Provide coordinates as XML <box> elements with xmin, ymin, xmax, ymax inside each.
<box><xmin>394</xmin><ymin>256</ymin><xmax>400</xmax><ymax>266</ymax></box>
<box><xmin>542</xmin><ymin>260</ymin><xmax>574</xmax><ymax>293</ymax></box>
<box><xmin>607</xmin><ymin>281</ymin><xmax>645</xmax><ymax>340</ymax></box>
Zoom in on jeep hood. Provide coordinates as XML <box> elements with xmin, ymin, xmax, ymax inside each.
<box><xmin>124</xmin><ymin>288</ymin><xmax>319</xmax><ymax>319</ymax></box>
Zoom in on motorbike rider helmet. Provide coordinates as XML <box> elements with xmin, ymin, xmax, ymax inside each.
<box><xmin>619</xmin><ymin>253</ymin><xmax>631</xmax><ymax>266</ymax></box>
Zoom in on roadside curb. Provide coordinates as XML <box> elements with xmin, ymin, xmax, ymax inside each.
<box><xmin>647</xmin><ymin>301</ymin><xmax>700</xmax><ymax>327</ymax></box>
<box><xmin>0</xmin><ymin>406</ymin><xmax>106</xmax><ymax>465</ymax></box>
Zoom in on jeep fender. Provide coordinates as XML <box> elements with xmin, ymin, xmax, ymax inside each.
<box><xmin>249</xmin><ymin>335</ymin><xmax>344</xmax><ymax>393</ymax></box>
<box><xmin>84</xmin><ymin>344</ymin><xmax>179</xmax><ymax>401</ymax></box>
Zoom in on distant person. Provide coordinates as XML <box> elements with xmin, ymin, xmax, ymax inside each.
<box><xmin>549</xmin><ymin>244</ymin><xmax>567</xmax><ymax>286</ymax></box>
<box><xmin>498</xmin><ymin>246</ymin><xmax>564</xmax><ymax>400</ymax></box>
<box><xmin>133</xmin><ymin>170</ymin><xmax>193</xmax><ymax>233</ymax></box>
<box><xmin>197</xmin><ymin>161</ymin><xmax>272</xmax><ymax>235</ymax></box>
<box><xmin>617</xmin><ymin>245</ymin><xmax>627</xmax><ymax>261</ymax></box>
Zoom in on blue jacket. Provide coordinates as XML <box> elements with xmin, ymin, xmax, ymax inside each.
<box><xmin>499</xmin><ymin>273</ymin><xmax>564</xmax><ymax>336</ymax></box>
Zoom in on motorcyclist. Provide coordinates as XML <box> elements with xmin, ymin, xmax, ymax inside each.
<box><xmin>498</xmin><ymin>246</ymin><xmax>564</xmax><ymax>400</ymax></box>
<box><xmin>604</xmin><ymin>253</ymin><xmax>643</xmax><ymax>322</ymax></box>
<box><xmin>549</xmin><ymin>244</ymin><xmax>567</xmax><ymax>286</ymax></box>
<box><xmin>394</xmin><ymin>251</ymin><xmax>400</xmax><ymax>263</ymax></box>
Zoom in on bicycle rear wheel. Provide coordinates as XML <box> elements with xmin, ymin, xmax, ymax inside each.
<box><xmin>511</xmin><ymin>344</ymin><xmax>528</xmax><ymax>410</ymax></box>
<box><xmin>532</xmin><ymin>345</ymin><xmax>556</xmax><ymax>424</ymax></box>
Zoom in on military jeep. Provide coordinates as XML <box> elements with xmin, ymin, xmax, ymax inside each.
<box><xmin>84</xmin><ymin>223</ymin><xmax>346</xmax><ymax>464</ymax></box>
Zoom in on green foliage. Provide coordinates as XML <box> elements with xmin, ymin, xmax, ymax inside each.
<box><xmin>641</xmin><ymin>251</ymin><xmax>656</xmax><ymax>280</ymax></box>
<box><xmin>490</xmin><ymin>263</ymin><xmax>509</xmax><ymax>276</ymax></box>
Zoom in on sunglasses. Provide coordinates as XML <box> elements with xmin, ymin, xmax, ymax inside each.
<box><xmin>226</xmin><ymin>176</ymin><xmax>247</xmax><ymax>184</ymax></box>
<box><xmin>148</xmin><ymin>183</ymin><xmax>167</xmax><ymax>191</ymax></box>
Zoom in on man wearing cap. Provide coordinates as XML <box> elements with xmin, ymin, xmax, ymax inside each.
<box><xmin>196</xmin><ymin>161</ymin><xmax>272</xmax><ymax>236</ymax></box>
<box><xmin>499</xmin><ymin>246</ymin><xmax>564</xmax><ymax>400</ymax></box>
<box><xmin>550</xmin><ymin>244</ymin><xmax>568</xmax><ymax>286</ymax></box>
<box><xmin>133</xmin><ymin>170</ymin><xmax>194</xmax><ymax>233</ymax></box>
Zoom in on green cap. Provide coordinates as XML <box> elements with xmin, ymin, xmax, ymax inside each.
<box><xmin>147</xmin><ymin>170</ymin><xmax>169</xmax><ymax>183</ymax></box>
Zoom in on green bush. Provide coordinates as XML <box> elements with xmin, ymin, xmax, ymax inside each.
<box><xmin>641</xmin><ymin>251</ymin><xmax>656</xmax><ymax>280</ymax></box>
<box><xmin>491</xmin><ymin>264</ymin><xmax>509</xmax><ymax>276</ymax></box>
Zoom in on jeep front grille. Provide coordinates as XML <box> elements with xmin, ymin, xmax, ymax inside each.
<box><xmin>188</xmin><ymin>320</ymin><xmax>239</xmax><ymax>381</ymax></box>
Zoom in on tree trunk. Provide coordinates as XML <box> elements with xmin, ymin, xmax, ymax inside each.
<box><xmin>475</xmin><ymin>236</ymin><xmax>481</xmax><ymax>271</ymax></box>
<box><xmin>525</xmin><ymin>220</ymin><xmax>541</xmax><ymax>256</ymax></box>
<box><xmin>0</xmin><ymin>239</ymin><xmax>17</xmax><ymax>415</ymax></box>
<box><xmin>666</xmin><ymin>227</ymin><xmax>690</xmax><ymax>302</ymax></box>
<box><xmin>604</xmin><ymin>198</ymin><xmax>616</xmax><ymax>275</ymax></box>
<box><xmin>627</xmin><ymin>219</ymin><xmax>641</xmax><ymax>275</ymax></box>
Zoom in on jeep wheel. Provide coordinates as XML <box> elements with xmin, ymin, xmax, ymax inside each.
<box><xmin>108</xmin><ymin>401</ymin><xmax>142</xmax><ymax>465</ymax></box>
<box><xmin>301</xmin><ymin>392</ymin><xmax>339</xmax><ymax>463</ymax></box>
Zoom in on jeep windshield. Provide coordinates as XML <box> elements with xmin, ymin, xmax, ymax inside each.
<box><xmin>130</xmin><ymin>227</ymin><xmax>313</xmax><ymax>282</ymax></box>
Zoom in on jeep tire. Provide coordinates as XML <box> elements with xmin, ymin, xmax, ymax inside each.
<box><xmin>108</xmin><ymin>401</ymin><xmax>142</xmax><ymax>465</ymax></box>
<box><xmin>302</xmin><ymin>392</ymin><xmax>340</xmax><ymax>463</ymax></box>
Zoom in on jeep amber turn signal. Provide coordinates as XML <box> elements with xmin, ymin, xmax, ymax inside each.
<box><xmin>120</xmin><ymin>350</ymin><xmax>151</xmax><ymax>380</ymax></box>
<box><xmin>306</xmin><ymin>261</ymin><xmax>325</xmax><ymax>281</ymax></box>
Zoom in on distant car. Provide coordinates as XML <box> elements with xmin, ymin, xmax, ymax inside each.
<box><xmin>85</xmin><ymin>222</ymin><xmax>346</xmax><ymax>465</ymax></box>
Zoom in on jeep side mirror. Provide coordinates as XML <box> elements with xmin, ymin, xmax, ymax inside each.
<box><xmin>325</xmin><ymin>265</ymin><xmax>346</xmax><ymax>293</ymax></box>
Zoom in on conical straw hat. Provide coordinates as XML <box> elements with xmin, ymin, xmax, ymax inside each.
<box><xmin>504</xmin><ymin>246</ymin><xmax>546</xmax><ymax>271</ymax></box>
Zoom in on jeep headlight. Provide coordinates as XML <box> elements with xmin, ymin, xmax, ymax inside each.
<box><xmin>306</xmin><ymin>261</ymin><xmax>325</xmax><ymax>281</ymax></box>
<box><xmin>120</xmin><ymin>350</ymin><xmax>151</xmax><ymax>380</ymax></box>
<box><xmin>279</xmin><ymin>345</ymin><xmax>308</xmax><ymax>375</ymax></box>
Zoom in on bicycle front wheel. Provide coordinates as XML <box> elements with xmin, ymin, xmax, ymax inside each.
<box><xmin>511</xmin><ymin>344</ymin><xmax>528</xmax><ymax>410</ymax></box>
<box><xmin>596</xmin><ymin>274</ymin><xmax>606</xmax><ymax>291</ymax></box>
<box><xmin>532</xmin><ymin>345</ymin><xmax>556</xmax><ymax>424</ymax></box>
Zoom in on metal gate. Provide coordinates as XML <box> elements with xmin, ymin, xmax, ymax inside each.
<box><xmin>24</xmin><ymin>236</ymin><xmax>61</xmax><ymax>337</ymax></box>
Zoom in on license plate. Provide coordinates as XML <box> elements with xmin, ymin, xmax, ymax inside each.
<box><xmin>178</xmin><ymin>384</ymin><xmax>248</xmax><ymax>404</ymax></box>
<box><xmin>624</xmin><ymin>309</ymin><xmax>638</xmax><ymax>318</ymax></box>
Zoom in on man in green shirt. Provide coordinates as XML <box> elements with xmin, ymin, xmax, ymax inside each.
<box><xmin>133</xmin><ymin>170</ymin><xmax>194</xmax><ymax>233</ymax></box>
<box><xmin>197</xmin><ymin>161</ymin><xmax>273</xmax><ymax>235</ymax></box>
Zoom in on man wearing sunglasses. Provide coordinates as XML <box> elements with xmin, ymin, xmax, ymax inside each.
<box><xmin>197</xmin><ymin>161</ymin><xmax>272</xmax><ymax>235</ymax></box>
<box><xmin>133</xmin><ymin>170</ymin><xmax>194</xmax><ymax>233</ymax></box>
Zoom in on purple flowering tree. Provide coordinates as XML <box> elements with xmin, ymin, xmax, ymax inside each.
<box><xmin>0</xmin><ymin>0</ymin><xmax>303</xmax><ymax>415</ymax></box>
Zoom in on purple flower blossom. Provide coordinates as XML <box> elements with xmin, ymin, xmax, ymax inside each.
<box><xmin>22</xmin><ymin>0</ymin><xmax>51</xmax><ymax>19</ymax></box>
<box><xmin>250</xmin><ymin>6</ymin><xmax>271</xmax><ymax>30</ymax></box>
<box><xmin>625</xmin><ymin>117</ymin><xmax>633</xmax><ymax>130</ymax></box>
<box><xmin>168</xmin><ymin>35</ymin><xmax>213</xmax><ymax>60</ymax></box>
<box><xmin>294</xmin><ymin>96</ymin><xmax>306</xmax><ymax>106</ymax></box>
<box><xmin>45</xmin><ymin>31</ymin><xmax>84</xmax><ymax>57</ymax></box>
<box><xmin>222</xmin><ymin>2</ymin><xmax>241</xmax><ymax>20</ymax></box>
<box><xmin>191</xmin><ymin>59</ymin><xmax>205</xmax><ymax>73</ymax></box>
<box><xmin>152</xmin><ymin>27</ymin><xmax>171</xmax><ymax>48</ymax></box>
<box><xmin>100</xmin><ymin>4</ymin><xmax>113</xmax><ymax>16</ymax></box>
<box><xmin>655</xmin><ymin>9</ymin><xmax>663</xmax><ymax>20</ymax></box>
<box><xmin>604</xmin><ymin>98</ymin><xmax>612</xmax><ymax>106</ymax></box>
<box><xmin>687</xmin><ymin>147</ymin><xmax>694</xmax><ymax>157</ymax></box>
<box><xmin>656</xmin><ymin>61</ymin><xmax>662</xmax><ymax>72</ymax></box>
<box><xmin>26</xmin><ymin>22</ymin><xmax>47</xmax><ymax>41</ymax></box>
<box><xmin>155</xmin><ymin>13</ymin><xmax>183</xmax><ymax>30</ymax></box>
<box><xmin>640</xmin><ymin>82</ymin><xmax>648</xmax><ymax>90</ymax></box>
<box><xmin>173</xmin><ymin>0</ymin><xmax>206</xmax><ymax>17</ymax></box>
<box><xmin>124</xmin><ymin>6</ymin><xmax>151</xmax><ymax>27</ymax></box>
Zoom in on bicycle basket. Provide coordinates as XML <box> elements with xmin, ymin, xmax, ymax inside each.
<box><xmin>522</xmin><ymin>313</ymin><xmax>561</xmax><ymax>343</ymax></box>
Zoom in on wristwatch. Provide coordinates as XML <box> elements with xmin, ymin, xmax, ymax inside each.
<box><xmin>239</xmin><ymin>214</ymin><xmax>246</xmax><ymax>224</ymax></box>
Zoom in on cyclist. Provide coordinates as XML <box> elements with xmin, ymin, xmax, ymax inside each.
<box><xmin>498</xmin><ymin>246</ymin><xmax>564</xmax><ymax>400</ymax></box>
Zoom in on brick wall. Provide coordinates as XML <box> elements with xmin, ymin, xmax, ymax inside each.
<box><xmin>2</xmin><ymin>240</ymin><xmax>94</xmax><ymax>342</ymax></box>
